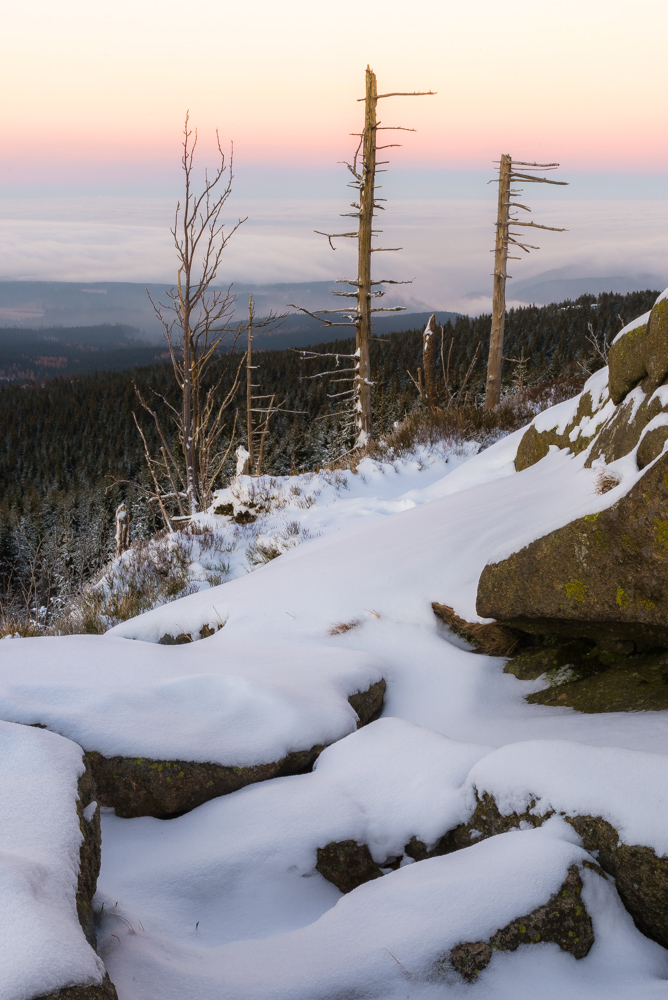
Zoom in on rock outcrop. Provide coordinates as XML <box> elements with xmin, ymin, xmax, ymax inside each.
<box><xmin>477</xmin><ymin>450</ymin><xmax>668</xmax><ymax>646</ymax></box>
<box><xmin>445</xmin><ymin>865</ymin><xmax>594</xmax><ymax>981</ymax></box>
<box><xmin>86</xmin><ymin>679</ymin><xmax>385</xmax><ymax>818</ymax></box>
<box><xmin>515</xmin><ymin>294</ymin><xmax>668</xmax><ymax>476</ymax></box>
<box><xmin>475</xmin><ymin>291</ymin><xmax>668</xmax><ymax>707</ymax></box>
<box><xmin>443</xmin><ymin>791</ymin><xmax>668</xmax><ymax>951</ymax></box>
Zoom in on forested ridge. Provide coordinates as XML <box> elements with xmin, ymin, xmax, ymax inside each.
<box><xmin>0</xmin><ymin>289</ymin><xmax>658</xmax><ymax>623</ymax></box>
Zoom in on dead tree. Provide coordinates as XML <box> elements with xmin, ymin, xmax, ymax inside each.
<box><xmin>133</xmin><ymin>114</ymin><xmax>246</xmax><ymax>520</ymax></box>
<box><xmin>485</xmin><ymin>157</ymin><xmax>568</xmax><ymax>409</ymax></box>
<box><xmin>408</xmin><ymin>313</ymin><xmax>481</xmax><ymax>412</ymax></box>
<box><xmin>114</xmin><ymin>502</ymin><xmax>131</xmax><ymax>557</ymax></box>
<box><xmin>243</xmin><ymin>294</ymin><xmax>290</xmax><ymax>476</ymax></box>
<box><xmin>291</xmin><ymin>66</ymin><xmax>435</xmax><ymax>447</ymax></box>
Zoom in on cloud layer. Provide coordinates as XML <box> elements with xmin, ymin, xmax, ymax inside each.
<box><xmin>1</xmin><ymin>196</ymin><xmax>667</xmax><ymax>315</ymax></box>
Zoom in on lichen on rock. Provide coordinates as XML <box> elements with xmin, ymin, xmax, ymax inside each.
<box><xmin>445</xmin><ymin>866</ymin><xmax>594</xmax><ymax>981</ymax></box>
<box><xmin>316</xmin><ymin>840</ymin><xmax>385</xmax><ymax>893</ymax></box>
<box><xmin>477</xmin><ymin>451</ymin><xmax>668</xmax><ymax>647</ymax></box>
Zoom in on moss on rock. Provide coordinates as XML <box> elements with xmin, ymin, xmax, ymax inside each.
<box><xmin>316</xmin><ymin>840</ymin><xmax>385</xmax><ymax>893</ymax></box>
<box><xmin>33</xmin><ymin>976</ymin><xmax>118</xmax><ymax>1000</ymax></box>
<box><xmin>445</xmin><ymin>866</ymin><xmax>594</xmax><ymax>981</ymax></box>
<box><xmin>525</xmin><ymin>648</ymin><xmax>668</xmax><ymax>713</ymax></box>
<box><xmin>477</xmin><ymin>452</ymin><xmax>668</xmax><ymax>646</ymax></box>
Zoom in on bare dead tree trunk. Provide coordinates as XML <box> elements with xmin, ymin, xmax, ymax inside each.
<box><xmin>246</xmin><ymin>294</ymin><xmax>255</xmax><ymax>472</ymax></box>
<box><xmin>486</xmin><ymin>154</ymin><xmax>511</xmax><ymax>410</ymax></box>
<box><xmin>114</xmin><ymin>502</ymin><xmax>131</xmax><ymax>557</ymax></box>
<box><xmin>485</xmin><ymin>157</ymin><xmax>568</xmax><ymax>410</ymax></box>
<box><xmin>422</xmin><ymin>312</ymin><xmax>437</xmax><ymax>412</ymax></box>
<box><xmin>130</xmin><ymin>114</ymin><xmax>247</xmax><ymax>522</ymax></box>
<box><xmin>290</xmin><ymin>67</ymin><xmax>435</xmax><ymax>450</ymax></box>
<box><xmin>356</xmin><ymin>66</ymin><xmax>378</xmax><ymax>444</ymax></box>
<box><xmin>177</xmin><ymin>271</ymin><xmax>198</xmax><ymax>510</ymax></box>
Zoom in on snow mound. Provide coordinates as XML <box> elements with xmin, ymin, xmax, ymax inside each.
<box><xmin>98</xmin><ymin>819</ymin><xmax>661</xmax><ymax>1000</ymax></box>
<box><xmin>0</xmin><ymin>634</ymin><xmax>383</xmax><ymax>764</ymax></box>
<box><xmin>465</xmin><ymin>739</ymin><xmax>668</xmax><ymax>856</ymax></box>
<box><xmin>0</xmin><ymin>721</ymin><xmax>104</xmax><ymax>1000</ymax></box>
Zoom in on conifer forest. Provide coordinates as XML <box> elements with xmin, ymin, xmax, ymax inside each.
<box><xmin>0</xmin><ymin>288</ymin><xmax>657</xmax><ymax>625</ymax></box>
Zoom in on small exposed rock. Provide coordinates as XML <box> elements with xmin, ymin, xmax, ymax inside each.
<box><xmin>157</xmin><ymin>632</ymin><xmax>192</xmax><ymax>645</ymax></box>
<box><xmin>446</xmin><ymin>866</ymin><xmax>593</xmax><ymax>981</ymax></box>
<box><xmin>158</xmin><ymin>622</ymin><xmax>221</xmax><ymax>644</ymax></box>
<box><xmin>32</xmin><ymin>975</ymin><xmax>118</xmax><ymax>1000</ymax></box>
<box><xmin>85</xmin><ymin>679</ymin><xmax>386</xmax><ymax>818</ymax></box>
<box><xmin>432</xmin><ymin>603</ymin><xmax>520</xmax><ymax>657</ymax></box>
<box><xmin>316</xmin><ymin>840</ymin><xmax>384</xmax><ymax>893</ymax></box>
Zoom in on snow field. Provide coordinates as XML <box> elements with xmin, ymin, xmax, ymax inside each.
<box><xmin>96</xmin><ymin>813</ymin><xmax>668</xmax><ymax>1000</ymax></box>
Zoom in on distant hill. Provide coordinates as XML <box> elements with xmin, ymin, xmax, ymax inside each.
<box><xmin>0</xmin><ymin>280</ymin><xmax>449</xmax><ymax>344</ymax></box>
<box><xmin>0</xmin><ymin>312</ymin><xmax>460</xmax><ymax>383</ymax></box>
<box><xmin>464</xmin><ymin>266</ymin><xmax>667</xmax><ymax>307</ymax></box>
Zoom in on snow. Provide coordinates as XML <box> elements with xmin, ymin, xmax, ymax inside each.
<box><xmin>96</xmin><ymin>818</ymin><xmax>668</xmax><ymax>1000</ymax></box>
<box><xmin>0</xmin><ymin>635</ymin><xmax>383</xmax><ymax>764</ymax></box>
<box><xmin>4</xmin><ymin>307</ymin><xmax>668</xmax><ymax>1000</ymax></box>
<box><xmin>464</xmin><ymin>740</ymin><xmax>668</xmax><ymax>855</ymax></box>
<box><xmin>0</xmin><ymin>721</ymin><xmax>105</xmax><ymax>1000</ymax></box>
<box><xmin>106</xmin><ymin>444</ymin><xmax>603</xmax><ymax>648</ymax></box>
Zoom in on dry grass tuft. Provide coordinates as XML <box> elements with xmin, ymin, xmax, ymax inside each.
<box><xmin>594</xmin><ymin>469</ymin><xmax>621</xmax><ymax>495</ymax></box>
<box><xmin>328</xmin><ymin>619</ymin><xmax>361</xmax><ymax>636</ymax></box>
<box><xmin>0</xmin><ymin>611</ymin><xmax>43</xmax><ymax>639</ymax></box>
<box><xmin>432</xmin><ymin>602</ymin><xmax>520</xmax><ymax>657</ymax></box>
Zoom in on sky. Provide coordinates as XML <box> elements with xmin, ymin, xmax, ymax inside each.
<box><xmin>1</xmin><ymin>0</ymin><xmax>667</xmax><ymax>311</ymax></box>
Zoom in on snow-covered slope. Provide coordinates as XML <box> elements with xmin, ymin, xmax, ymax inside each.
<box><xmin>3</xmin><ymin>333</ymin><xmax>668</xmax><ymax>998</ymax></box>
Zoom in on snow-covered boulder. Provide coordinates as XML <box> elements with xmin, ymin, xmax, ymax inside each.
<box><xmin>478</xmin><ymin>445</ymin><xmax>668</xmax><ymax>646</ymax></box>
<box><xmin>474</xmin><ymin>289</ymin><xmax>668</xmax><ymax>712</ymax></box>
<box><xmin>0</xmin><ymin>635</ymin><xmax>385</xmax><ymax>817</ymax></box>
<box><xmin>444</xmin><ymin>740</ymin><xmax>668</xmax><ymax>950</ymax></box>
<box><xmin>0</xmin><ymin>721</ymin><xmax>115</xmax><ymax>1000</ymax></box>
<box><xmin>99</xmin><ymin>819</ymin><xmax>618</xmax><ymax>999</ymax></box>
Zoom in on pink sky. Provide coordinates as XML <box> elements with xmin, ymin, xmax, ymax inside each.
<box><xmin>1</xmin><ymin>0</ymin><xmax>666</xmax><ymax>299</ymax></box>
<box><xmin>3</xmin><ymin>0</ymin><xmax>667</xmax><ymax>186</ymax></box>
